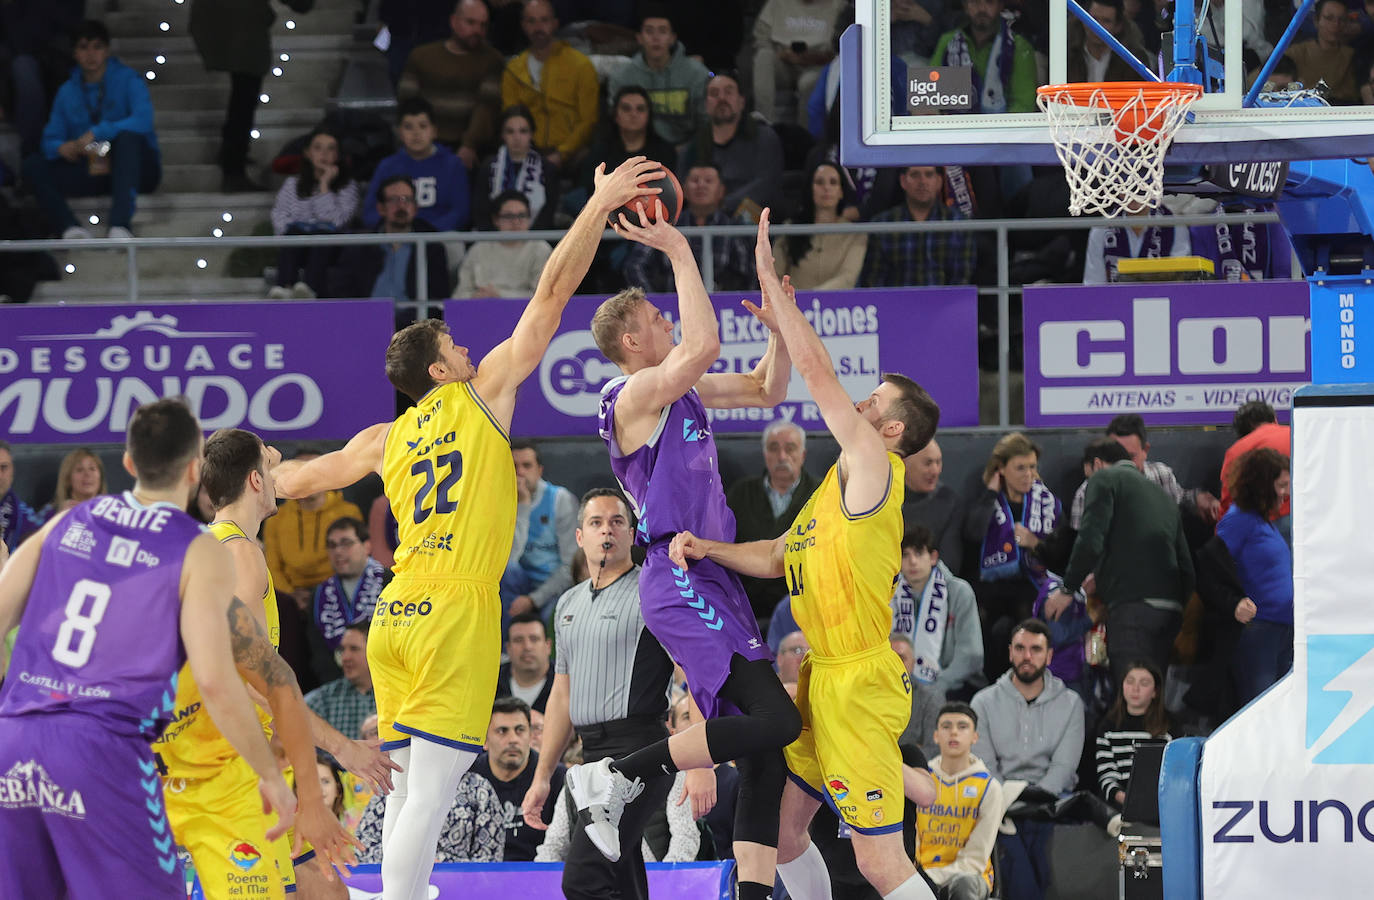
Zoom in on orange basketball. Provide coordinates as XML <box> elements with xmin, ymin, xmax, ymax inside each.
<box><xmin>608</xmin><ymin>165</ymin><xmax>683</xmax><ymax>226</ymax></box>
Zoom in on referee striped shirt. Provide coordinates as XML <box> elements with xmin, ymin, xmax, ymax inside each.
<box><xmin>554</xmin><ymin>565</ymin><xmax>674</xmax><ymax>728</ymax></box>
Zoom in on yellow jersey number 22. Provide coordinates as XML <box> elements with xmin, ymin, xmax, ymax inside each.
<box><xmin>411</xmin><ymin>451</ymin><xmax>462</xmax><ymax>523</ymax></box>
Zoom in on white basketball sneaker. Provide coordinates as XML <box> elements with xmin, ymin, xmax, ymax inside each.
<box><xmin>565</xmin><ymin>757</ymin><xmax>645</xmax><ymax>862</ymax></box>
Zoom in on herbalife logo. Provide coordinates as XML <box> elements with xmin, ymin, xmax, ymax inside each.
<box><xmin>1306</xmin><ymin>634</ymin><xmax>1374</xmax><ymax>764</ymax></box>
<box><xmin>0</xmin><ymin>760</ymin><xmax>87</xmax><ymax>818</ymax></box>
<box><xmin>59</xmin><ymin>521</ymin><xmax>97</xmax><ymax>557</ymax></box>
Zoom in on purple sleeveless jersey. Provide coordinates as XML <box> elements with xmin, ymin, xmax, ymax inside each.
<box><xmin>599</xmin><ymin>378</ymin><xmax>770</xmax><ymax>718</ymax></box>
<box><xmin>0</xmin><ymin>492</ymin><xmax>203</xmax><ymax>739</ymax></box>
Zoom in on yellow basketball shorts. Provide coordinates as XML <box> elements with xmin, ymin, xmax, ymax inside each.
<box><xmin>784</xmin><ymin>642</ymin><xmax>913</xmax><ymax>835</ymax></box>
<box><xmin>164</xmin><ymin>755</ymin><xmax>312</xmax><ymax>898</ymax></box>
<box><xmin>369</xmin><ymin>575</ymin><xmax>501</xmax><ymax>751</ymax></box>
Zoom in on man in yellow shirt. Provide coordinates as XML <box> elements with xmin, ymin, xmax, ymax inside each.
<box><xmin>500</xmin><ymin>0</ymin><xmax>600</xmax><ymax>169</ymax></box>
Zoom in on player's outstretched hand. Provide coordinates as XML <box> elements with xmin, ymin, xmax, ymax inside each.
<box><xmin>679</xmin><ymin>767</ymin><xmax>718</xmax><ymax>819</ymax></box>
<box><xmin>592</xmin><ymin>156</ymin><xmax>664</xmax><ymax>215</ymax></box>
<box><xmin>668</xmin><ymin>531</ymin><xmax>710</xmax><ymax>570</ymax></box>
<box><xmin>611</xmin><ymin>200</ymin><xmax>687</xmax><ymax>254</ymax></box>
<box><xmin>294</xmin><ymin>797</ymin><xmax>364</xmax><ymax>880</ymax></box>
<box><xmin>521</xmin><ymin>777</ymin><xmax>552</xmax><ymax>830</ymax></box>
<box><xmin>333</xmin><ymin>738</ymin><xmax>403</xmax><ymax>795</ymax></box>
<box><xmin>258</xmin><ymin>775</ymin><xmax>298</xmax><ymax>842</ymax></box>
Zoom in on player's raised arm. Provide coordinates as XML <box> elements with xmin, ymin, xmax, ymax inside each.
<box><xmin>475</xmin><ymin>157</ymin><xmax>667</xmax><ymax>412</ymax></box>
<box><xmin>695</xmin><ymin>239</ymin><xmax>792</xmax><ymax>410</ymax></box>
<box><xmin>754</xmin><ymin>209</ymin><xmax>891</xmax><ymax>512</ymax></box>
<box><xmin>613</xmin><ymin>208</ymin><xmax>723</xmax><ymax>416</ymax></box>
<box><xmin>178</xmin><ymin>535</ymin><xmax>297</xmax><ymax>841</ymax></box>
<box><xmin>273</xmin><ymin>422</ymin><xmax>390</xmax><ymax>500</ymax></box>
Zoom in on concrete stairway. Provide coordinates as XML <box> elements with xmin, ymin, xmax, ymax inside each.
<box><xmin>32</xmin><ymin>0</ymin><xmax>372</xmax><ymax>302</ymax></box>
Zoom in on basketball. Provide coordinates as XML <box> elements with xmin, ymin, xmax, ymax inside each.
<box><xmin>608</xmin><ymin>165</ymin><xmax>683</xmax><ymax>226</ymax></box>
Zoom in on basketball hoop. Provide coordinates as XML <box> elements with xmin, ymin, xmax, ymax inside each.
<box><xmin>1037</xmin><ymin>82</ymin><xmax>1203</xmax><ymax>217</ymax></box>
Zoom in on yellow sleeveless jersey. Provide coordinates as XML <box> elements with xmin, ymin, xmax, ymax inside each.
<box><xmin>916</xmin><ymin>768</ymin><xmax>996</xmax><ymax>889</ymax></box>
<box><xmin>153</xmin><ymin>520</ymin><xmax>277</xmax><ymax>778</ymax></box>
<box><xmin>783</xmin><ymin>453</ymin><xmax>905</xmax><ymax>658</ymax></box>
<box><xmin>383</xmin><ymin>380</ymin><xmax>516</xmax><ymax>582</ymax></box>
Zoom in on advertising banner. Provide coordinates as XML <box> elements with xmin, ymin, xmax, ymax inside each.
<box><xmin>445</xmin><ymin>287</ymin><xmax>979</xmax><ymax>437</ymax></box>
<box><xmin>1309</xmin><ymin>276</ymin><xmax>1374</xmax><ymax>384</ymax></box>
<box><xmin>0</xmin><ymin>302</ymin><xmax>396</xmax><ymax>443</ymax></box>
<box><xmin>1023</xmin><ymin>280</ymin><xmax>1311</xmax><ymax>426</ymax></box>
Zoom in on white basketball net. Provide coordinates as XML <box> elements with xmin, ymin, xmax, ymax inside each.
<box><xmin>1037</xmin><ymin>84</ymin><xmax>1201</xmax><ymax>218</ymax></box>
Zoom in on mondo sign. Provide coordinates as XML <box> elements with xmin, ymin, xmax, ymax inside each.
<box><xmin>0</xmin><ymin>302</ymin><xmax>396</xmax><ymax>442</ymax></box>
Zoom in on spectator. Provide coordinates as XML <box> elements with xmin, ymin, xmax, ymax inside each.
<box><xmin>356</xmin><ymin>771</ymin><xmax>505</xmax><ymax>862</ymax></box>
<box><xmin>963</xmin><ymin>432</ymin><xmax>1059</xmax><ymax>678</ymax></box>
<box><xmin>932</xmin><ymin>0</ymin><xmax>1039</xmax><ymax>113</ymax></box>
<box><xmin>1220</xmin><ymin>400</ymin><xmax>1291</xmax><ymax>523</ymax></box>
<box><xmin>1188</xmin><ymin>202</ymin><xmax>1295</xmax><ymax>282</ymax></box>
<box><xmin>902</xmin><ymin>438</ymin><xmax>967</xmax><ymax>575</ymax></box>
<box><xmin>1069</xmin><ymin>413</ymin><xmax>1220</xmax><ymax>527</ymax></box>
<box><xmin>37</xmin><ymin>447</ymin><xmax>105</xmax><ymax>522</ymax></box>
<box><xmin>1</xmin><ymin>1</ymin><xmax>84</xmax><ymax>157</ymax></box>
<box><xmin>1031</xmin><ymin>573</ymin><xmax>1096</xmax><ymax>704</ymax></box>
<box><xmin>189</xmin><ymin>0</ymin><xmax>306</xmax><ymax>193</ymax></box>
<box><xmin>500</xmin><ymin>0</ymin><xmax>600</xmax><ymax>170</ymax></box>
<box><xmin>303</xmin><ymin>621</ymin><xmax>377</xmax><ymax>747</ymax></box>
<box><xmin>891</xmin><ymin>633</ymin><xmax>948</xmax><ymax>763</ymax></box>
<box><xmin>22</xmin><ymin>20</ymin><xmax>161</xmax><ymax>240</ymax></box>
<box><xmin>378</xmin><ymin>0</ymin><xmax>453</xmax><ymax>88</ymax></box>
<box><xmin>315</xmin><ymin>755</ymin><xmax>348</xmax><ymax>825</ymax></box>
<box><xmin>605</xmin><ymin>7</ymin><xmax>710</xmax><ymax>146</ymax></box>
<box><xmin>971</xmin><ymin>620</ymin><xmax>1084</xmax><ymax>900</ymax></box>
<box><xmin>263</xmin><ymin>449</ymin><xmax>363</xmax><ymax>612</ymax></box>
<box><xmin>680</xmin><ymin>72</ymin><xmax>785</xmax><ymax>219</ymax></box>
<box><xmin>363</xmin><ymin>97</ymin><xmax>471</xmax><ymax>234</ymax></box>
<box><xmin>474</xmin><ymin>105</ymin><xmax>560</xmax><ymax>230</ymax></box>
<box><xmin>752</xmin><ymin>0</ymin><xmax>844</xmax><ymax>123</ymax></box>
<box><xmin>1217</xmin><ymin>448</ymin><xmax>1293</xmax><ymax>703</ymax></box>
<box><xmin>725</xmin><ymin>420</ymin><xmax>821</xmax><ymax>624</ymax></box>
<box><xmin>473</xmin><ymin>696</ymin><xmax>566</xmax><ymax>861</ymax></box>
<box><xmin>622</xmin><ymin>161</ymin><xmax>754</xmax><ymax>292</ymax></box>
<box><xmin>776</xmin><ymin>630</ymin><xmax>810</xmax><ymax>685</ymax></box>
<box><xmin>1067</xmin><ymin>0</ymin><xmax>1150</xmax><ymax>82</ymax></box>
<box><xmin>917</xmin><ymin>703</ymin><xmax>1005</xmax><ymax>900</ymax></box>
<box><xmin>0</xmin><ymin>442</ymin><xmax>40</xmax><ymax>551</ymax></box>
<box><xmin>453</xmin><ymin>191</ymin><xmax>553</xmax><ymax>298</ymax></box>
<box><xmin>330</xmin><ymin>175</ymin><xmax>452</xmax><ymax>304</ymax></box>
<box><xmin>859</xmin><ymin>166</ymin><xmax>977</xmax><ymax>287</ymax></box>
<box><xmin>397</xmin><ymin>0</ymin><xmax>506</xmax><ymax>168</ymax></box>
<box><xmin>891</xmin><ymin>0</ymin><xmax>956</xmax><ymax>67</ymax></box>
<box><xmin>1285</xmin><ymin>0</ymin><xmax>1358</xmax><ymax>104</ymax></box>
<box><xmin>1201</xmin><ymin>0</ymin><xmax>1272</xmax><ymax>69</ymax></box>
<box><xmin>1082</xmin><ymin>205</ymin><xmax>1193</xmax><ymax>283</ymax></box>
<box><xmin>310</xmin><ymin>517</ymin><xmax>391</xmax><ymax>669</ymax></box>
<box><xmin>496</xmin><ymin>612</ymin><xmax>555</xmax><ymax>713</ymax></box>
<box><xmin>772</xmin><ymin>161</ymin><xmax>867</xmax><ymax>290</ymax></box>
<box><xmin>1095</xmin><ymin>660</ymin><xmax>1171</xmax><ymax>811</ymax></box>
<box><xmin>891</xmin><ymin>527</ymin><xmax>984</xmax><ymax>701</ymax></box>
<box><xmin>503</xmin><ymin>440</ymin><xmax>579</xmax><ymax>623</ymax></box>
<box><xmin>269</xmin><ymin>124</ymin><xmax>360</xmax><ymax>299</ymax></box>
<box><xmin>578</xmin><ymin>86</ymin><xmax>677</xmax><ymax>206</ymax></box>
<box><xmin>1048</xmin><ymin>438</ymin><xmax>1194</xmax><ymax>686</ymax></box>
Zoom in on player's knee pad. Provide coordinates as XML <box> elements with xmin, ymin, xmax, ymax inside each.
<box><xmin>733</xmin><ymin>748</ymin><xmax>787</xmax><ymax>847</ymax></box>
<box><xmin>724</xmin><ymin>656</ymin><xmax>803</xmax><ymax>743</ymax></box>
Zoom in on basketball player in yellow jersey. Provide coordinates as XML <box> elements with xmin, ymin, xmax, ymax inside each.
<box><xmin>669</xmin><ymin>210</ymin><xmax>943</xmax><ymax>900</ymax></box>
<box><xmin>271</xmin><ymin>156</ymin><xmax>667</xmax><ymax>900</ymax></box>
<box><xmin>156</xmin><ymin>429</ymin><xmax>368</xmax><ymax>900</ymax></box>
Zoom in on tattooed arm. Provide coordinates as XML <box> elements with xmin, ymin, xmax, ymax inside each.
<box><xmin>179</xmin><ymin>534</ymin><xmax>296</xmax><ymax>840</ymax></box>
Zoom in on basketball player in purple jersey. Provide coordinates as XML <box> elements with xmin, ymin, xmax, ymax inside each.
<box><xmin>0</xmin><ymin>398</ymin><xmax>297</xmax><ymax>899</ymax></box>
<box><xmin>567</xmin><ymin>206</ymin><xmax>800</xmax><ymax>900</ymax></box>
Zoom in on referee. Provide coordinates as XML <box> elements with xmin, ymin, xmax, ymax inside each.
<box><xmin>521</xmin><ymin>488</ymin><xmax>677</xmax><ymax>900</ymax></box>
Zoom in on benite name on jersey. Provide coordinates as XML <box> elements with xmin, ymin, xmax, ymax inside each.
<box><xmin>88</xmin><ymin>496</ymin><xmax>177</xmax><ymax>532</ymax></box>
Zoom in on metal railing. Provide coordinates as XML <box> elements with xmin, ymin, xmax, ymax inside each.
<box><xmin>0</xmin><ymin>210</ymin><xmax>1285</xmax><ymax>426</ymax></box>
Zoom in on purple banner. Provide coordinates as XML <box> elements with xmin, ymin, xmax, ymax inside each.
<box><xmin>444</xmin><ymin>287</ymin><xmax>978</xmax><ymax>436</ymax></box>
<box><xmin>0</xmin><ymin>301</ymin><xmax>396</xmax><ymax>443</ymax></box>
<box><xmin>1023</xmin><ymin>281</ymin><xmax>1311</xmax><ymax>426</ymax></box>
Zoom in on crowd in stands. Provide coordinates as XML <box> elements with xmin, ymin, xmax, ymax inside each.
<box><xmin>15</xmin><ymin>0</ymin><xmax>1374</xmax><ymax>304</ymax></box>
<box><xmin>0</xmin><ymin>396</ymin><xmax>1296</xmax><ymax>897</ymax></box>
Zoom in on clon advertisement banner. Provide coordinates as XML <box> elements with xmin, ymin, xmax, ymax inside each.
<box><xmin>0</xmin><ymin>302</ymin><xmax>396</xmax><ymax>442</ymax></box>
<box><xmin>444</xmin><ymin>288</ymin><xmax>979</xmax><ymax>437</ymax></box>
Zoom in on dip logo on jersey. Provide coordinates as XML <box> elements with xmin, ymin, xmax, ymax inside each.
<box><xmin>228</xmin><ymin>840</ymin><xmax>263</xmax><ymax>871</ymax></box>
<box><xmin>1306</xmin><ymin>634</ymin><xmax>1374</xmax><ymax>764</ymax></box>
<box><xmin>0</xmin><ymin>760</ymin><xmax>87</xmax><ymax>818</ymax></box>
<box><xmin>59</xmin><ymin>520</ymin><xmax>97</xmax><ymax>558</ymax></box>
<box><xmin>106</xmin><ymin>535</ymin><xmax>139</xmax><ymax>567</ymax></box>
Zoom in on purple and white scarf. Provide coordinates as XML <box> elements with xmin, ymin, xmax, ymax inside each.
<box><xmin>489</xmin><ymin>146</ymin><xmax>547</xmax><ymax>224</ymax></box>
<box><xmin>980</xmin><ymin>481</ymin><xmax>1059</xmax><ymax>583</ymax></box>
<box><xmin>313</xmin><ymin>558</ymin><xmax>388</xmax><ymax>649</ymax></box>
<box><xmin>0</xmin><ymin>490</ymin><xmax>37</xmax><ymax>551</ymax></box>
<box><xmin>891</xmin><ymin>565</ymin><xmax>949</xmax><ymax>686</ymax></box>
<box><xmin>1103</xmin><ymin>210</ymin><xmax>1178</xmax><ymax>281</ymax></box>
<box><xmin>943</xmin><ymin>14</ymin><xmax>1016</xmax><ymax>114</ymax></box>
